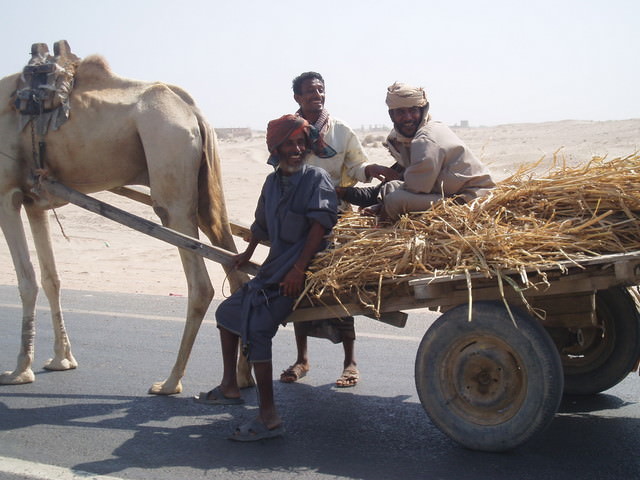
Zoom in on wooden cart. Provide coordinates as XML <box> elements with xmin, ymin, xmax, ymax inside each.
<box><xmin>43</xmin><ymin>180</ymin><xmax>640</xmax><ymax>452</ymax></box>
<box><xmin>289</xmin><ymin>251</ymin><xmax>640</xmax><ymax>451</ymax></box>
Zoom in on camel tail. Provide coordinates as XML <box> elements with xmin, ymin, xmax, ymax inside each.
<box><xmin>196</xmin><ymin>114</ymin><xmax>239</xmax><ymax>255</ymax></box>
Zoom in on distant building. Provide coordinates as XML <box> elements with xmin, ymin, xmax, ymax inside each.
<box><xmin>215</xmin><ymin>128</ymin><xmax>252</xmax><ymax>140</ymax></box>
<box><xmin>358</xmin><ymin>124</ymin><xmax>389</xmax><ymax>132</ymax></box>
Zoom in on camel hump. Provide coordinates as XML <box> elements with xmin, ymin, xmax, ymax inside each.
<box><xmin>164</xmin><ymin>84</ymin><xmax>196</xmax><ymax>107</ymax></box>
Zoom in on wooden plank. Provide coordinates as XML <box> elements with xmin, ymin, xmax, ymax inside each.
<box><xmin>408</xmin><ymin>251</ymin><xmax>640</xmax><ymax>289</ymax></box>
<box><xmin>289</xmin><ymin>260</ymin><xmax>639</xmax><ymax>323</ymax></box>
<box><xmin>109</xmin><ymin>186</ymin><xmax>153</xmax><ymax>206</ymax></box>
<box><xmin>41</xmin><ymin>179</ymin><xmax>261</xmax><ymax>276</ymax></box>
<box><xmin>532</xmin><ymin>292</ymin><xmax>596</xmax><ymax>328</ymax></box>
<box><xmin>109</xmin><ymin>186</ymin><xmax>263</xmax><ymax>245</ymax></box>
<box><xmin>413</xmin><ymin>265</ymin><xmax>639</xmax><ymax>302</ymax></box>
<box><xmin>288</xmin><ymin>294</ymin><xmax>431</xmax><ymax>323</ymax></box>
<box><xmin>287</xmin><ymin>303</ymin><xmax>362</xmax><ymax>323</ymax></box>
<box><xmin>372</xmin><ymin>311</ymin><xmax>408</xmax><ymax>328</ymax></box>
<box><xmin>229</xmin><ymin>223</ymin><xmax>253</xmax><ymax>242</ymax></box>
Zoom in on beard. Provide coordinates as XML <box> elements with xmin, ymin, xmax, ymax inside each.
<box><xmin>279</xmin><ymin>163</ymin><xmax>303</xmax><ymax>175</ymax></box>
<box><xmin>394</xmin><ymin>121</ymin><xmax>419</xmax><ymax>138</ymax></box>
<box><xmin>278</xmin><ymin>155</ymin><xmax>305</xmax><ymax>175</ymax></box>
<box><xmin>393</xmin><ymin>108</ymin><xmax>425</xmax><ymax>138</ymax></box>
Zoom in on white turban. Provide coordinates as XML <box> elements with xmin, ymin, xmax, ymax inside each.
<box><xmin>385</xmin><ymin>82</ymin><xmax>428</xmax><ymax>109</ymax></box>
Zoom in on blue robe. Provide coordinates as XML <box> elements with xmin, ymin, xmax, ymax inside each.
<box><xmin>216</xmin><ymin>164</ymin><xmax>337</xmax><ymax>362</ymax></box>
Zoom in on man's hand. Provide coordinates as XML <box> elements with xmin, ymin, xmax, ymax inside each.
<box><xmin>280</xmin><ymin>221</ymin><xmax>326</xmax><ymax>297</ymax></box>
<box><xmin>232</xmin><ymin>251</ymin><xmax>253</xmax><ymax>269</ymax></box>
<box><xmin>231</xmin><ymin>235</ymin><xmax>260</xmax><ymax>270</ymax></box>
<box><xmin>280</xmin><ymin>266</ymin><xmax>306</xmax><ymax>297</ymax></box>
<box><xmin>365</xmin><ymin>164</ymin><xmax>402</xmax><ymax>182</ymax></box>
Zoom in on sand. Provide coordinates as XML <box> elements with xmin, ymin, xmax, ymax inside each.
<box><xmin>1</xmin><ymin>119</ymin><xmax>638</xmax><ymax>297</ymax></box>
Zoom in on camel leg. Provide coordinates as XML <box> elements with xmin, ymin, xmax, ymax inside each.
<box><xmin>143</xmin><ymin>210</ymin><xmax>214</xmax><ymax>394</ymax></box>
<box><xmin>196</xmin><ymin>137</ymin><xmax>255</xmax><ymax>388</ymax></box>
<box><xmin>0</xmin><ymin>189</ymin><xmax>37</xmax><ymax>384</ymax></box>
<box><xmin>235</xmin><ymin>347</ymin><xmax>254</xmax><ymax>389</ymax></box>
<box><xmin>139</xmin><ymin>101</ymin><xmax>217</xmax><ymax>395</ymax></box>
<box><xmin>148</xmin><ymin>245</ymin><xmax>214</xmax><ymax>395</ymax></box>
<box><xmin>199</xmin><ymin>226</ymin><xmax>254</xmax><ymax>388</ymax></box>
<box><xmin>25</xmin><ymin>206</ymin><xmax>77</xmax><ymax>371</ymax></box>
<box><xmin>145</xmin><ymin>201</ymin><xmax>214</xmax><ymax>394</ymax></box>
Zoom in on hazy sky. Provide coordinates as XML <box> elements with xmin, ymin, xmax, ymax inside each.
<box><xmin>1</xmin><ymin>0</ymin><xmax>638</xmax><ymax>130</ymax></box>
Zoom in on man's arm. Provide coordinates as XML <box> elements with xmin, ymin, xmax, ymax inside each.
<box><xmin>232</xmin><ymin>235</ymin><xmax>260</xmax><ymax>269</ymax></box>
<box><xmin>364</xmin><ymin>164</ymin><xmax>402</xmax><ymax>182</ymax></box>
<box><xmin>402</xmin><ymin>137</ymin><xmax>444</xmax><ymax>194</ymax></box>
<box><xmin>279</xmin><ymin>221</ymin><xmax>327</xmax><ymax>297</ymax></box>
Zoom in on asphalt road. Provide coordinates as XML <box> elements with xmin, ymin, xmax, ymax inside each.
<box><xmin>1</xmin><ymin>284</ymin><xmax>640</xmax><ymax>480</ymax></box>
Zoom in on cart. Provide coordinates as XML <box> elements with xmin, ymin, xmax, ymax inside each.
<box><xmin>42</xmin><ymin>179</ymin><xmax>640</xmax><ymax>452</ymax></box>
<box><xmin>288</xmin><ymin>250</ymin><xmax>640</xmax><ymax>451</ymax></box>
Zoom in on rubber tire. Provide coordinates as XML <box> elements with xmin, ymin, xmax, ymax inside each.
<box><xmin>560</xmin><ymin>287</ymin><xmax>640</xmax><ymax>395</ymax></box>
<box><xmin>415</xmin><ymin>301</ymin><xmax>564</xmax><ymax>452</ymax></box>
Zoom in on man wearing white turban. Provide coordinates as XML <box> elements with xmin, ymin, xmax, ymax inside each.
<box><xmin>366</xmin><ymin>82</ymin><xmax>495</xmax><ymax>219</ymax></box>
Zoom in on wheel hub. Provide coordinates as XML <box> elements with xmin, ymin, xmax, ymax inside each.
<box><xmin>444</xmin><ymin>338</ymin><xmax>527</xmax><ymax>425</ymax></box>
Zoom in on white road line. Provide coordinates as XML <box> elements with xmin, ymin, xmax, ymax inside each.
<box><xmin>0</xmin><ymin>302</ymin><xmax>423</xmax><ymax>342</ymax></box>
<box><xmin>0</xmin><ymin>302</ymin><xmax>185</xmax><ymax>322</ymax></box>
<box><xmin>0</xmin><ymin>455</ymin><xmax>124</xmax><ymax>480</ymax></box>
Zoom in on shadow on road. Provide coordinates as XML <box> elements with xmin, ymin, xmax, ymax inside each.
<box><xmin>2</xmin><ymin>382</ymin><xmax>640</xmax><ymax>480</ymax></box>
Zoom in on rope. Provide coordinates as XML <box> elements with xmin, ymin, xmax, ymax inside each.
<box><xmin>29</xmin><ymin>116</ymin><xmax>40</xmax><ymax>169</ymax></box>
<box><xmin>31</xmin><ymin>170</ymin><xmax>70</xmax><ymax>242</ymax></box>
<box><xmin>29</xmin><ymin>116</ymin><xmax>70</xmax><ymax>242</ymax></box>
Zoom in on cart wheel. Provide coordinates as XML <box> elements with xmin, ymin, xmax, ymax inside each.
<box><xmin>560</xmin><ymin>287</ymin><xmax>640</xmax><ymax>395</ymax></box>
<box><xmin>415</xmin><ymin>301</ymin><xmax>563</xmax><ymax>452</ymax></box>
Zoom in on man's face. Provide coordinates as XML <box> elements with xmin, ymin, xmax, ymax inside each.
<box><xmin>277</xmin><ymin>130</ymin><xmax>307</xmax><ymax>175</ymax></box>
<box><xmin>389</xmin><ymin>106</ymin><xmax>424</xmax><ymax>138</ymax></box>
<box><xmin>294</xmin><ymin>78</ymin><xmax>325</xmax><ymax>115</ymax></box>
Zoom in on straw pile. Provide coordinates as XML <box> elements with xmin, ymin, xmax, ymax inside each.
<box><xmin>297</xmin><ymin>152</ymin><xmax>640</xmax><ymax>315</ymax></box>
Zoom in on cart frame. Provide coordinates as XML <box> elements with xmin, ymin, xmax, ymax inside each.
<box><xmin>42</xmin><ymin>179</ymin><xmax>640</xmax><ymax>452</ymax></box>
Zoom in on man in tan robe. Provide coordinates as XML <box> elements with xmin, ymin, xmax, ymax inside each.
<box><xmin>368</xmin><ymin>82</ymin><xmax>495</xmax><ymax>219</ymax></box>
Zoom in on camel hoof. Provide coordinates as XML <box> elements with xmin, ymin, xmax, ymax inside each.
<box><xmin>44</xmin><ymin>356</ymin><xmax>78</xmax><ymax>371</ymax></box>
<box><xmin>0</xmin><ymin>369</ymin><xmax>35</xmax><ymax>385</ymax></box>
<box><xmin>237</xmin><ymin>376</ymin><xmax>256</xmax><ymax>389</ymax></box>
<box><xmin>148</xmin><ymin>380</ymin><xmax>182</xmax><ymax>395</ymax></box>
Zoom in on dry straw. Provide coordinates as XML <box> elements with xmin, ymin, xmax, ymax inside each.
<box><xmin>296</xmin><ymin>152</ymin><xmax>640</xmax><ymax>317</ymax></box>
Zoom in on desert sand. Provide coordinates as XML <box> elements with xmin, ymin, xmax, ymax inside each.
<box><xmin>0</xmin><ymin>119</ymin><xmax>638</xmax><ymax>298</ymax></box>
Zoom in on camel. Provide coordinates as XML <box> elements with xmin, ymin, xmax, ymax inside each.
<box><xmin>0</xmin><ymin>41</ymin><xmax>252</xmax><ymax>394</ymax></box>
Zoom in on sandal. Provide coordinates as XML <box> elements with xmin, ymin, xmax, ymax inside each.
<box><xmin>336</xmin><ymin>367</ymin><xmax>359</xmax><ymax>388</ymax></box>
<box><xmin>194</xmin><ymin>386</ymin><xmax>244</xmax><ymax>405</ymax></box>
<box><xmin>279</xmin><ymin>363</ymin><xmax>310</xmax><ymax>383</ymax></box>
<box><xmin>228</xmin><ymin>418</ymin><xmax>285</xmax><ymax>442</ymax></box>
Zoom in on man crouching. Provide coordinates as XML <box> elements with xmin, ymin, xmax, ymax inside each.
<box><xmin>196</xmin><ymin>114</ymin><xmax>338</xmax><ymax>442</ymax></box>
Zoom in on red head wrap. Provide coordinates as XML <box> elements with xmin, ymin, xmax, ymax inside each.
<box><xmin>266</xmin><ymin>114</ymin><xmax>309</xmax><ymax>155</ymax></box>
<box><xmin>266</xmin><ymin>114</ymin><xmax>336</xmax><ymax>167</ymax></box>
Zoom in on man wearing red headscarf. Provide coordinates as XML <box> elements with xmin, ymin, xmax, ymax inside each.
<box><xmin>195</xmin><ymin>114</ymin><xmax>338</xmax><ymax>442</ymax></box>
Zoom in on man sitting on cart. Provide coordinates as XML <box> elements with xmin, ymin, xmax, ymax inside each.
<box><xmin>195</xmin><ymin>114</ymin><xmax>338</xmax><ymax>442</ymax></box>
<box><xmin>341</xmin><ymin>82</ymin><xmax>495</xmax><ymax>219</ymax></box>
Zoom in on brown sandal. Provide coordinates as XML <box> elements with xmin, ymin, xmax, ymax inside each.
<box><xmin>279</xmin><ymin>364</ymin><xmax>310</xmax><ymax>383</ymax></box>
<box><xmin>336</xmin><ymin>367</ymin><xmax>359</xmax><ymax>388</ymax></box>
